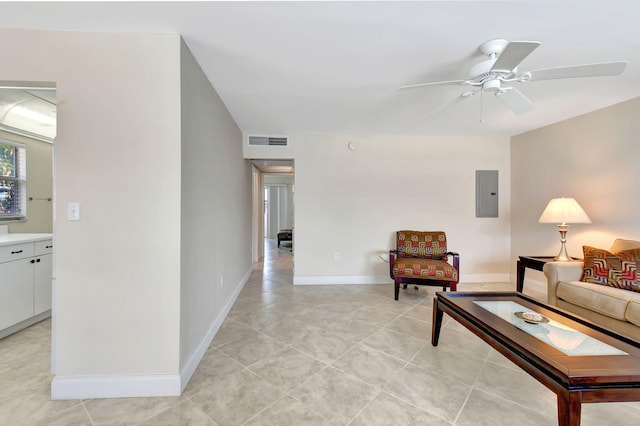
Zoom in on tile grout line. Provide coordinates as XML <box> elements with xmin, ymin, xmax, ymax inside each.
<box><xmin>451</xmin><ymin>346</ymin><xmax>492</xmax><ymax>425</ymax></box>
<box><xmin>80</xmin><ymin>400</ymin><xmax>97</xmax><ymax>426</ymax></box>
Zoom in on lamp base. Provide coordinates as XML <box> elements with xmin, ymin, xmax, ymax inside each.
<box><xmin>553</xmin><ymin>247</ymin><xmax>572</xmax><ymax>262</ymax></box>
<box><xmin>553</xmin><ymin>225</ymin><xmax>573</xmax><ymax>261</ymax></box>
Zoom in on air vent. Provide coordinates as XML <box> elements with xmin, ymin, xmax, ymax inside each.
<box><xmin>248</xmin><ymin>136</ymin><xmax>288</xmax><ymax>147</ymax></box>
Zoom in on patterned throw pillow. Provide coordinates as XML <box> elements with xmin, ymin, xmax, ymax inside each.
<box><xmin>581</xmin><ymin>246</ymin><xmax>640</xmax><ymax>292</ymax></box>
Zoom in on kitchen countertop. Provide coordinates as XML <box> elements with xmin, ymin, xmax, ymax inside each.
<box><xmin>0</xmin><ymin>233</ymin><xmax>53</xmax><ymax>247</ymax></box>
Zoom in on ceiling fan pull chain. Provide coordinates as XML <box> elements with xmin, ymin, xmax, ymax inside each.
<box><xmin>480</xmin><ymin>88</ymin><xmax>485</xmax><ymax>123</ymax></box>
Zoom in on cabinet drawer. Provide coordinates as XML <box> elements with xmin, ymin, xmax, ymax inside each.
<box><xmin>0</xmin><ymin>243</ymin><xmax>35</xmax><ymax>263</ymax></box>
<box><xmin>35</xmin><ymin>240</ymin><xmax>53</xmax><ymax>256</ymax></box>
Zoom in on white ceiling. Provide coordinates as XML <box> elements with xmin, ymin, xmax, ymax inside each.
<box><xmin>0</xmin><ymin>87</ymin><xmax>56</xmax><ymax>142</ymax></box>
<box><xmin>1</xmin><ymin>1</ymin><xmax>640</xmax><ymax>138</ymax></box>
<box><xmin>251</xmin><ymin>159</ymin><xmax>294</xmax><ymax>174</ymax></box>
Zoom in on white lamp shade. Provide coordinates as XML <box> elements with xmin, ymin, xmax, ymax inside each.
<box><xmin>538</xmin><ymin>197</ymin><xmax>591</xmax><ymax>224</ymax></box>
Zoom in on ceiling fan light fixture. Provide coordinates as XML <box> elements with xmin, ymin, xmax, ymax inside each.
<box><xmin>483</xmin><ymin>79</ymin><xmax>502</xmax><ymax>92</ymax></box>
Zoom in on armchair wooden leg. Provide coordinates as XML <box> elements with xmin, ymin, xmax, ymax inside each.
<box><xmin>450</xmin><ymin>282</ymin><xmax>458</xmax><ymax>292</ymax></box>
<box><xmin>394</xmin><ymin>279</ymin><xmax>400</xmax><ymax>300</ymax></box>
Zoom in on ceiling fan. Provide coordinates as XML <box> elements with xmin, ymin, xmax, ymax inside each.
<box><xmin>400</xmin><ymin>39</ymin><xmax>628</xmax><ymax>117</ymax></box>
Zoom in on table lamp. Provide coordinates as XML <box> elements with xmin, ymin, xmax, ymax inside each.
<box><xmin>538</xmin><ymin>197</ymin><xmax>591</xmax><ymax>261</ymax></box>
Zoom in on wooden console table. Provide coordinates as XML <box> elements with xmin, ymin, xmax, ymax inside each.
<box><xmin>516</xmin><ymin>256</ymin><xmax>581</xmax><ymax>293</ymax></box>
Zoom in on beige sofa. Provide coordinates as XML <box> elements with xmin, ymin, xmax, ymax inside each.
<box><xmin>543</xmin><ymin>238</ymin><xmax>640</xmax><ymax>341</ymax></box>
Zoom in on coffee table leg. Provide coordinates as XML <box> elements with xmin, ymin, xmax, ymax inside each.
<box><xmin>432</xmin><ymin>297</ymin><xmax>443</xmax><ymax>346</ymax></box>
<box><xmin>557</xmin><ymin>390</ymin><xmax>582</xmax><ymax>426</ymax></box>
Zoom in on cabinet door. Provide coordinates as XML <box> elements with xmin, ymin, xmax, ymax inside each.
<box><xmin>0</xmin><ymin>259</ymin><xmax>34</xmax><ymax>329</ymax></box>
<box><xmin>34</xmin><ymin>254</ymin><xmax>53</xmax><ymax>315</ymax></box>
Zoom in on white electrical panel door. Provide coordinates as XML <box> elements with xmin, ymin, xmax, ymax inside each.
<box><xmin>476</xmin><ymin>170</ymin><xmax>499</xmax><ymax>218</ymax></box>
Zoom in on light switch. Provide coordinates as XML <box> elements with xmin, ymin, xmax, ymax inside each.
<box><xmin>68</xmin><ymin>202</ymin><xmax>80</xmax><ymax>221</ymax></box>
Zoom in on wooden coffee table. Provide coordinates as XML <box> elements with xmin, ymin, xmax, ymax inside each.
<box><xmin>432</xmin><ymin>292</ymin><xmax>640</xmax><ymax>426</ymax></box>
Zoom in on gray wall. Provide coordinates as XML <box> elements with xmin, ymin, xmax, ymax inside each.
<box><xmin>179</xmin><ymin>39</ymin><xmax>252</xmax><ymax>373</ymax></box>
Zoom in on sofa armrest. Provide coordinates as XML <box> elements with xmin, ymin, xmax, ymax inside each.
<box><xmin>542</xmin><ymin>261</ymin><xmax>584</xmax><ymax>305</ymax></box>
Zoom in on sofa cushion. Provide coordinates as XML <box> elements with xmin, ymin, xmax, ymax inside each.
<box><xmin>627</xmin><ymin>300</ymin><xmax>640</xmax><ymax>327</ymax></box>
<box><xmin>557</xmin><ymin>280</ymin><xmax>640</xmax><ymax>321</ymax></box>
<box><xmin>610</xmin><ymin>238</ymin><xmax>640</xmax><ymax>254</ymax></box>
<box><xmin>581</xmin><ymin>246</ymin><xmax>639</xmax><ymax>292</ymax></box>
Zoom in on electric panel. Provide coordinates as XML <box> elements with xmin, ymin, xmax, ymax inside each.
<box><xmin>476</xmin><ymin>170</ymin><xmax>499</xmax><ymax>218</ymax></box>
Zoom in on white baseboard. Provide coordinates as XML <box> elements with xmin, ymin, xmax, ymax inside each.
<box><xmin>460</xmin><ymin>273</ymin><xmax>511</xmax><ymax>283</ymax></box>
<box><xmin>0</xmin><ymin>310</ymin><xmax>51</xmax><ymax>340</ymax></box>
<box><xmin>178</xmin><ymin>266</ymin><xmax>252</xmax><ymax>393</ymax></box>
<box><xmin>51</xmin><ymin>267</ymin><xmax>253</xmax><ymax>400</ymax></box>
<box><xmin>51</xmin><ymin>375</ymin><xmax>182</xmax><ymax>400</ymax></box>
<box><xmin>293</xmin><ymin>273</ymin><xmax>511</xmax><ymax>285</ymax></box>
<box><xmin>294</xmin><ymin>275</ymin><xmax>390</xmax><ymax>285</ymax></box>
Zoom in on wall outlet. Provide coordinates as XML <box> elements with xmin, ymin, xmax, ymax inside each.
<box><xmin>334</xmin><ymin>252</ymin><xmax>340</xmax><ymax>261</ymax></box>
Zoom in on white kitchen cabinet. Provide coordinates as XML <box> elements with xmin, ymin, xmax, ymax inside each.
<box><xmin>0</xmin><ymin>235</ymin><xmax>53</xmax><ymax>338</ymax></box>
<box><xmin>34</xmin><ymin>240</ymin><xmax>53</xmax><ymax>315</ymax></box>
<box><xmin>0</xmin><ymin>255</ymin><xmax>34</xmax><ymax>330</ymax></box>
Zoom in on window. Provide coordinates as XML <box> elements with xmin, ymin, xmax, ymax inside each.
<box><xmin>0</xmin><ymin>140</ymin><xmax>26</xmax><ymax>220</ymax></box>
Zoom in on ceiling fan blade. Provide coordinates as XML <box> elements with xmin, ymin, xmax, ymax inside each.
<box><xmin>424</xmin><ymin>92</ymin><xmax>475</xmax><ymax>118</ymax></box>
<box><xmin>495</xmin><ymin>87</ymin><xmax>533</xmax><ymax>115</ymax></box>
<box><xmin>526</xmin><ymin>61</ymin><xmax>628</xmax><ymax>81</ymax></box>
<box><xmin>399</xmin><ymin>80</ymin><xmax>466</xmax><ymax>90</ymax></box>
<box><xmin>424</xmin><ymin>89</ymin><xmax>481</xmax><ymax>118</ymax></box>
<box><xmin>491</xmin><ymin>41</ymin><xmax>541</xmax><ymax>73</ymax></box>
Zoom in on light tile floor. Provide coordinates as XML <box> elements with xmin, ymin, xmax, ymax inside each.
<box><xmin>1</xmin><ymin>240</ymin><xmax>640</xmax><ymax>425</ymax></box>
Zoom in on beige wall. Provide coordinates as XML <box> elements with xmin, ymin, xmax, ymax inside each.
<box><xmin>53</xmin><ymin>32</ymin><xmax>182</xmax><ymax>381</ymax></box>
<box><xmin>0</xmin><ymin>29</ymin><xmax>184</xmax><ymax>397</ymax></box>
<box><xmin>263</xmin><ymin>175</ymin><xmax>293</xmax><ymax>185</ymax></box>
<box><xmin>289</xmin><ymin>134</ymin><xmax>512</xmax><ymax>284</ymax></box>
<box><xmin>511</xmin><ymin>97</ymin><xmax>640</xmax><ymax>286</ymax></box>
<box><xmin>0</xmin><ymin>130</ymin><xmax>52</xmax><ymax>233</ymax></box>
<box><xmin>0</xmin><ymin>29</ymin><xmax>253</xmax><ymax>398</ymax></box>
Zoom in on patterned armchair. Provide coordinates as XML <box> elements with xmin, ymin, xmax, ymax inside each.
<box><xmin>389</xmin><ymin>230</ymin><xmax>460</xmax><ymax>300</ymax></box>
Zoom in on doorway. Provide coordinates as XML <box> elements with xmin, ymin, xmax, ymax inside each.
<box><xmin>250</xmin><ymin>159</ymin><xmax>294</xmax><ymax>263</ymax></box>
<box><xmin>264</xmin><ymin>184</ymin><xmax>292</xmax><ymax>240</ymax></box>
<box><xmin>0</xmin><ymin>82</ymin><xmax>56</xmax><ymax>371</ymax></box>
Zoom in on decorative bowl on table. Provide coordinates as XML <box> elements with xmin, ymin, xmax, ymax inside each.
<box><xmin>514</xmin><ymin>311</ymin><xmax>549</xmax><ymax>324</ymax></box>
